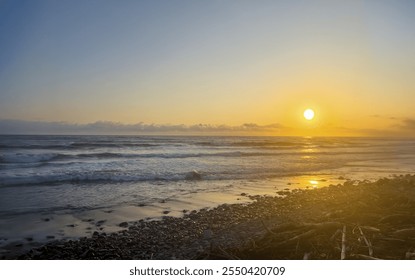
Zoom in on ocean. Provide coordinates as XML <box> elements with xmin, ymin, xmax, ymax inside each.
<box><xmin>1</xmin><ymin>135</ymin><xmax>414</xmax><ymax>214</ymax></box>
<box><xmin>0</xmin><ymin>135</ymin><xmax>414</xmax><ymax>251</ymax></box>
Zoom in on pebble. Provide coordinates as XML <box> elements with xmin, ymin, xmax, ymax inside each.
<box><xmin>11</xmin><ymin>175</ymin><xmax>415</xmax><ymax>260</ymax></box>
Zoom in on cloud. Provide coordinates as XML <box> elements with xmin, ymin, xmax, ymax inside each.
<box><xmin>0</xmin><ymin>119</ymin><xmax>285</xmax><ymax>135</ymax></box>
<box><xmin>370</xmin><ymin>114</ymin><xmax>399</xmax><ymax>120</ymax></box>
<box><xmin>401</xmin><ymin>118</ymin><xmax>415</xmax><ymax>130</ymax></box>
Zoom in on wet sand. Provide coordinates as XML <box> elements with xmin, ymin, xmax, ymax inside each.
<box><xmin>0</xmin><ymin>174</ymin><xmax>344</xmax><ymax>257</ymax></box>
<box><xmin>3</xmin><ymin>174</ymin><xmax>414</xmax><ymax>260</ymax></box>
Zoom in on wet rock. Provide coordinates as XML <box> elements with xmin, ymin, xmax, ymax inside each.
<box><xmin>185</xmin><ymin>170</ymin><xmax>202</xmax><ymax>180</ymax></box>
<box><xmin>119</xmin><ymin>222</ymin><xmax>129</xmax><ymax>228</ymax></box>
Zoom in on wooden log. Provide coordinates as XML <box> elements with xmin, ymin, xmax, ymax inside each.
<box><xmin>392</xmin><ymin>228</ymin><xmax>415</xmax><ymax>239</ymax></box>
<box><xmin>274</xmin><ymin>229</ymin><xmax>317</xmax><ymax>248</ymax></box>
<box><xmin>358</xmin><ymin>226</ymin><xmax>374</xmax><ymax>257</ymax></box>
<box><xmin>405</xmin><ymin>252</ymin><xmax>415</xmax><ymax>260</ymax></box>
<box><xmin>359</xmin><ymin>226</ymin><xmax>381</xmax><ymax>233</ymax></box>
<box><xmin>352</xmin><ymin>254</ymin><xmax>382</xmax><ymax>260</ymax></box>
<box><xmin>341</xmin><ymin>225</ymin><xmax>347</xmax><ymax>260</ymax></box>
<box><xmin>261</xmin><ymin>220</ymin><xmax>277</xmax><ymax>235</ymax></box>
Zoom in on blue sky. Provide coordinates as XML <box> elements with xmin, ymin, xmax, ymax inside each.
<box><xmin>1</xmin><ymin>0</ymin><xmax>414</xmax><ymax>135</ymax></box>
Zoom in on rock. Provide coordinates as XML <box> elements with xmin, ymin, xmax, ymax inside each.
<box><xmin>185</xmin><ymin>170</ymin><xmax>202</xmax><ymax>180</ymax></box>
<box><xmin>119</xmin><ymin>222</ymin><xmax>129</xmax><ymax>228</ymax></box>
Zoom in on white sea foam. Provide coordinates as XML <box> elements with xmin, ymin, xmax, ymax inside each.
<box><xmin>0</xmin><ymin>152</ymin><xmax>60</xmax><ymax>163</ymax></box>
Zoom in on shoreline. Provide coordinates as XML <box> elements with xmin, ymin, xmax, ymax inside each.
<box><xmin>0</xmin><ymin>174</ymin><xmax>346</xmax><ymax>257</ymax></box>
<box><xmin>3</xmin><ymin>174</ymin><xmax>415</xmax><ymax>260</ymax></box>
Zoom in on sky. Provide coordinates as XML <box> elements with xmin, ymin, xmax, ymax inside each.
<box><xmin>0</xmin><ymin>0</ymin><xmax>414</xmax><ymax>136</ymax></box>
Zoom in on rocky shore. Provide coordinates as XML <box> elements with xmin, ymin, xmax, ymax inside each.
<box><xmin>9</xmin><ymin>174</ymin><xmax>415</xmax><ymax>260</ymax></box>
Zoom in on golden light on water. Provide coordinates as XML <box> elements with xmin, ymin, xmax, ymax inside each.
<box><xmin>304</xmin><ymin>109</ymin><xmax>315</xmax><ymax>120</ymax></box>
<box><xmin>309</xmin><ymin>180</ymin><xmax>319</xmax><ymax>189</ymax></box>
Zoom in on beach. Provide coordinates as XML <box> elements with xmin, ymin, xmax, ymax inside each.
<box><xmin>1</xmin><ymin>174</ymin><xmax>414</xmax><ymax>260</ymax></box>
<box><xmin>1</xmin><ymin>135</ymin><xmax>415</xmax><ymax>259</ymax></box>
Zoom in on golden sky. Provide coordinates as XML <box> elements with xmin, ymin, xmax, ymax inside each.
<box><xmin>0</xmin><ymin>1</ymin><xmax>414</xmax><ymax>136</ymax></box>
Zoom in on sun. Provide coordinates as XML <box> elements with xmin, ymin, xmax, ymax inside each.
<box><xmin>303</xmin><ymin>109</ymin><xmax>315</xmax><ymax>120</ymax></box>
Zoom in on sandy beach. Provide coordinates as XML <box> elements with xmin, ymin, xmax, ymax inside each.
<box><xmin>2</xmin><ymin>174</ymin><xmax>414</xmax><ymax>260</ymax></box>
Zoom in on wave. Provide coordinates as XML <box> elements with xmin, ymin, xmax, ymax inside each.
<box><xmin>1</xmin><ymin>148</ymin><xmax>402</xmax><ymax>164</ymax></box>
<box><xmin>0</xmin><ymin>153</ymin><xmax>60</xmax><ymax>163</ymax></box>
<box><xmin>0</xmin><ymin>142</ymin><xmax>160</xmax><ymax>150</ymax></box>
<box><xmin>0</xmin><ymin>163</ymin><xmax>333</xmax><ymax>188</ymax></box>
<box><xmin>69</xmin><ymin>142</ymin><xmax>159</xmax><ymax>149</ymax></box>
<box><xmin>0</xmin><ymin>151</ymin><xmax>278</xmax><ymax>163</ymax></box>
<box><xmin>0</xmin><ymin>170</ymin><xmax>210</xmax><ymax>187</ymax></box>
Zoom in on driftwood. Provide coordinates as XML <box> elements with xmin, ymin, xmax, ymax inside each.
<box><xmin>216</xmin><ymin>246</ymin><xmax>240</xmax><ymax>260</ymax></box>
<box><xmin>341</xmin><ymin>225</ymin><xmax>347</xmax><ymax>260</ymax></box>
<box><xmin>357</xmin><ymin>226</ymin><xmax>373</xmax><ymax>257</ymax></box>
<box><xmin>352</xmin><ymin>254</ymin><xmax>382</xmax><ymax>260</ymax></box>
<box><xmin>391</xmin><ymin>228</ymin><xmax>415</xmax><ymax>239</ymax></box>
<box><xmin>261</xmin><ymin>220</ymin><xmax>277</xmax><ymax>235</ymax></box>
<box><xmin>206</xmin><ymin>175</ymin><xmax>415</xmax><ymax>260</ymax></box>
<box><xmin>405</xmin><ymin>252</ymin><xmax>415</xmax><ymax>260</ymax></box>
<box><xmin>274</xmin><ymin>229</ymin><xmax>317</xmax><ymax>248</ymax></box>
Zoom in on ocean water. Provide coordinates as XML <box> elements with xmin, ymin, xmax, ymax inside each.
<box><xmin>0</xmin><ymin>135</ymin><xmax>414</xmax><ymax>216</ymax></box>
